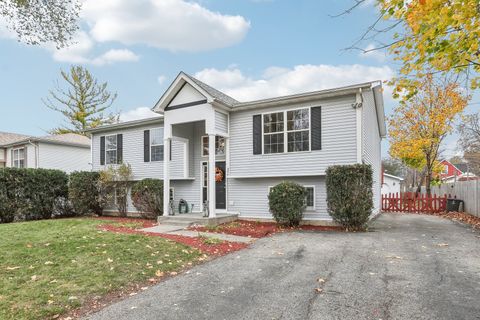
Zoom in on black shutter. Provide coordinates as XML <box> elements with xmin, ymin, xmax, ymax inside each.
<box><xmin>311</xmin><ymin>106</ymin><xmax>322</xmax><ymax>150</ymax></box>
<box><xmin>100</xmin><ymin>136</ymin><xmax>105</xmax><ymax>165</ymax></box>
<box><xmin>117</xmin><ymin>134</ymin><xmax>123</xmax><ymax>164</ymax></box>
<box><xmin>144</xmin><ymin>130</ymin><xmax>150</xmax><ymax>162</ymax></box>
<box><xmin>253</xmin><ymin>114</ymin><xmax>262</xmax><ymax>155</ymax></box>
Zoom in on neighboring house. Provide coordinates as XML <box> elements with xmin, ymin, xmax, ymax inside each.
<box><xmin>440</xmin><ymin>159</ymin><xmax>478</xmax><ymax>183</ymax></box>
<box><xmin>381</xmin><ymin>173</ymin><xmax>404</xmax><ymax>195</ymax></box>
<box><xmin>0</xmin><ymin>132</ymin><xmax>91</xmax><ymax>173</ymax></box>
<box><xmin>88</xmin><ymin>72</ymin><xmax>386</xmax><ymax>221</ymax></box>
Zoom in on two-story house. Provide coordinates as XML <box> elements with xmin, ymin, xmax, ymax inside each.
<box><xmin>0</xmin><ymin>132</ymin><xmax>91</xmax><ymax>173</ymax></box>
<box><xmin>88</xmin><ymin>72</ymin><xmax>386</xmax><ymax>222</ymax></box>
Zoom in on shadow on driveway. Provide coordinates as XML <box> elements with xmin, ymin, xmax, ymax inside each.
<box><xmin>85</xmin><ymin>214</ymin><xmax>480</xmax><ymax>320</ymax></box>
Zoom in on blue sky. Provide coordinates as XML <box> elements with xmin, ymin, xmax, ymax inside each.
<box><xmin>0</xmin><ymin>0</ymin><xmax>477</xmax><ymax>158</ymax></box>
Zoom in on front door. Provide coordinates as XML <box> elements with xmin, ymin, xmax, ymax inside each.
<box><xmin>202</xmin><ymin>161</ymin><xmax>226</xmax><ymax>210</ymax></box>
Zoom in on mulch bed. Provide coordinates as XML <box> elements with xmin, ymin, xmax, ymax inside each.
<box><xmin>388</xmin><ymin>211</ymin><xmax>480</xmax><ymax>229</ymax></box>
<box><xmin>188</xmin><ymin>220</ymin><xmax>344</xmax><ymax>238</ymax></box>
<box><xmin>96</xmin><ymin>218</ymin><xmax>248</xmax><ymax>256</ymax></box>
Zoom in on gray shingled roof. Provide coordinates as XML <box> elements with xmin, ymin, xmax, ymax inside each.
<box><xmin>38</xmin><ymin>133</ymin><xmax>90</xmax><ymax>147</ymax></box>
<box><xmin>184</xmin><ymin>73</ymin><xmax>240</xmax><ymax>107</ymax></box>
<box><xmin>0</xmin><ymin>132</ymin><xmax>32</xmax><ymax>146</ymax></box>
<box><xmin>0</xmin><ymin>132</ymin><xmax>90</xmax><ymax>148</ymax></box>
<box><xmin>453</xmin><ymin>163</ymin><xmax>469</xmax><ymax>173</ymax></box>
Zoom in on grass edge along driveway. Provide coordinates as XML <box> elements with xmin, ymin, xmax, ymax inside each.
<box><xmin>0</xmin><ymin>218</ymin><xmax>202</xmax><ymax>320</ymax></box>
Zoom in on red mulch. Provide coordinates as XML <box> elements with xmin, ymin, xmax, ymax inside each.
<box><xmin>387</xmin><ymin>211</ymin><xmax>480</xmax><ymax>229</ymax></box>
<box><xmin>188</xmin><ymin>220</ymin><xmax>344</xmax><ymax>238</ymax></box>
<box><xmin>96</xmin><ymin>221</ymin><xmax>248</xmax><ymax>256</ymax></box>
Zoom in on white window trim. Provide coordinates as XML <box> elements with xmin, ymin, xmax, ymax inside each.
<box><xmin>12</xmin><ymin>147</ymin><xmax>25</xmax><ymax>168</ymax></box>
<box><xmin>261</xmin><ymin>107</ymin><xmax>312</xmax><ymax>155</ymax></box>
<box><xmin>201</xmin><ymin>135</ymin><xmax>226</xmax><ymax>157</ymax></box>
<box><xmin>267</xmin><ymin>185</ymin><xmax>315</xmax><ymax>211</ymax></box>
<box><xmin>304</xmin><ymin>185</ymin><xmax>316</xmax><ymax>211</ymax></box>
<box><xmin>105</xmin><ymin>134</ymin><xmax>117</xmax><ymax>165</ymax></box>
<box><xmin>150</xmin><ymin>127</ymin><xmax>164</xmax><ymax>162</ymax></box>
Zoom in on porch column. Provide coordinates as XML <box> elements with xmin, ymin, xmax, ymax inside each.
<box><xmin>208</xmin><ymin>134</ymin><xmax>216</xmax><ymax>217</ymax></box>
<box><xmin>163</xmin><ymin>137</ymin><xmax>171</xmax><ymax>216</ymax></box>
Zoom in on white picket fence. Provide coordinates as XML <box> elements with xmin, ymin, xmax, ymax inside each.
<box><xmin>422</xmin><ymin>180</ymin><xmax>480</xmax><ymax>217</ymax></box>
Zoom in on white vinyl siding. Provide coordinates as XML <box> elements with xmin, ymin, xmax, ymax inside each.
<box><xmin>229</xmin><ymin>177</ymin><xmax>328</xmax><ymax>220</ymax></box>
<box><xmin>215</xmin><ymin>110</ymin><xmax>228</xmax><ymax>134</ymax></box>
<box><xmin>37</xmin><ymin>143</ymin><xmax>90</xmax><ymax>173</ymax></box>
<box><xmin>92</xmin><ymin>122</ymin><xmax>165</xmax><ymax>180</ymax></box>
<box><xmin>362</xmin><ymin>90</ymin><xmax>382</xmax><ymax>215</ymax></box>
<box><xmin>229</xmin><ymin>95</ymin><xmax>358</xmax><ymax>178</ymax></box>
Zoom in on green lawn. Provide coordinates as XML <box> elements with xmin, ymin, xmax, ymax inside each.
<box><xmin>0</xmin><ymin>218</ymin><xmax>202</xmax><ymax>320</ymax></box>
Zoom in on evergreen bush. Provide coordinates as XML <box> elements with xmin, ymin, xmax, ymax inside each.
<box><xmin>131</xmin><ymin>179</ymin><xmax>163</xmax><ymax>219</ymax></box>
<box><xmin>325</xmin><ymin>164</ymin><xmax>373</xmax><ymax>231</ymax></box>
<box><xmin>268</xmin><ymin>181</ymin><xmax>306</xmax><ymax>227</ymax></box>
<box><xmin>69</xmin><ymin>171</ymin><xmax>103</xmax><ymax>215</ymax></box>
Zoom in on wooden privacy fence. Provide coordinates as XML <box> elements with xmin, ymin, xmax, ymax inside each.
<box><xmin>382</xmin><ymin>192</ymin><xmax>454</xmax><ymax>213</ymax></box>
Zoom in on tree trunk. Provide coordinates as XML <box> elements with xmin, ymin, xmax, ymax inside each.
<box><xmin>425</xmin><ymin>171</ymin><xmax>432</xmax><ymax>196</ymax></box>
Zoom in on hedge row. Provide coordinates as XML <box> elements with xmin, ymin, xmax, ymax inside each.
<box><xmin>0</xmin><ymin>168</ymin><xmax>69</xmax><ymax>223</ymax></box>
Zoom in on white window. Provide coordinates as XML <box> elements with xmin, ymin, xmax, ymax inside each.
<box><xmin>444</xmin><ymin>165</ymin><xmax>449</xmax><ymax>174</ymax></box>
<box><xmin>287</xmin><ymin>109</ymin><xmax>310</xmax><ymax>152</ymax></box>
<box><xmin>304</xmin><ymin>186</ymin><xmax>315</xmax><ymax>210</ymax></box>
<box><xmin>105</xmin><ymin>135</ymin><xmax>117</xmax><ymax>165</ymax></box>
<box><xmin>263</xmin><ymin>108</ymin><xmax>310</xmax><ymax>154</ymax></box>
<box><xmin>12</xmin><ymin>148</ymin><xmax>25</xmax><ymax>168</ymax></box>
<box><xmin>263</xmin><ymin>112</ymin><xmax>284</xmax><ymax>154</ymax></box>
<box><xmin>202</xmin><ymin>136</ymin><xmax>226</xmax><ymax>156</ymax></box>
<box><xmin>151</xmin><ymin>128</ymin><xmax>164</xmax><ymax>161</ymax></box>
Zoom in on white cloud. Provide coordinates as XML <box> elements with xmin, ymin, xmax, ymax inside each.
<box><xmin>360</xmin><ymin>43</ymin><xmax>387</xmax><ymax>62</ymax></box>
<box><xmin>120</xmin><ymin>107</ymin><xmax>161</xmax><ymax>122</ymax></box>
<box><xmin>157</xmin><ymin>75</ymin><xmax>167</xmax><ymax>85</ymax></box>
<box><xmin>50</xmin><ymin>31</ymin><xmax>139</xmax><ymax>65</ymax></box>
<box><xmin>92</xmin><ymin>49</ymin><xmax>139</xmax><ymax>65</ymax></box>
<box><xmin>81</xmin><ymin>0</ymin><xmax>250</xmax><ymax>52</ymax></box>
<box><xmin>194</xmin><ymin>64</ymin><xmax>395</xmax><ymax>102</ymax></box>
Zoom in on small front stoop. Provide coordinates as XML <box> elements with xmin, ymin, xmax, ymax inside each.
<box><xmin>157</xmin><ymin>213</ymin><xmax>238</xmax><ymax>227</ymax></box>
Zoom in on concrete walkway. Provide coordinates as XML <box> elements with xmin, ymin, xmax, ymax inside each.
<box><xmin>86</xmin><ymin>214</ymin><xmax>480</xmax><ymax>320</ymax></box>
<box><xmin>141</xmin><ymin>225</ymin><xmax>256</xmax><ymax>243</ymax></box>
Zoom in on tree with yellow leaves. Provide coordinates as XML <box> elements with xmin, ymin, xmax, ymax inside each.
<box><xmin>340</xmin><ymin>0</ymin><xmax>480</xmax><ymax>97</ymax></box>
<box><xmin>389</xmin><ymin>75</ymin><xmax>469</xmax><ymax>194</ymax></box>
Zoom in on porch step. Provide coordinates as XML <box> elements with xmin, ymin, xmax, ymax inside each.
<box><xmin>157</xmin><ymin>213</ymin><xmax>239</xmax><ymax>227</ymax></box>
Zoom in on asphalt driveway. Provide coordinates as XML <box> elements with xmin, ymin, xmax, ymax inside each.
<box><xmin>85</xmin><ymin>214</ymin><xmax>480</xmax><ymax>320</ymax></box>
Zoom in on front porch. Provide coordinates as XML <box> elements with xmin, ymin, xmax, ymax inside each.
<box><xmin>163</xmin><ymin>117</ymin><xmax>230</xmax><ymax>219</ymax></box>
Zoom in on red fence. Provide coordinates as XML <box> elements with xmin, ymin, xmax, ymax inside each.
<box><xmin>382</xmin><ymin>192</ymin><xmax>454</xmax><ymax>213</ymax></box>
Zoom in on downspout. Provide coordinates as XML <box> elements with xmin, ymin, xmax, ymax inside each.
<box><xmin>352</xmin><ymin>88</ymin><xmax>364</xmax><ymax>164</ymax></box>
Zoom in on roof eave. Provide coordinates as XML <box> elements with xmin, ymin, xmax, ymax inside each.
<box><xmin>85</xmin><ymin>117</ymin><xmax>164</xmax><ymax>134</ymax></box>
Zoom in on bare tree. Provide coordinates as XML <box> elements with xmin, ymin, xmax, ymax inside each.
<box><xmin>0</xmin><ymin>0</ymin><xmax>81</xmax><ymax>48</ymax></box>
<box><xmin>43</xmin><ymin>66</ymin><xmax>119</xmax><ymax>135</ymax></box>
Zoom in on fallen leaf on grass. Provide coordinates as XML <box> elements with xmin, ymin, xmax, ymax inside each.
<box><xmin>44</xmin><ymin>261</ymin><xmax>54</xmax><ymax>265</ymax></box>
<box><xmin>170</xmin><ymin>271</ymin><xmax>178</xmax><ymax>276</ymax></box>
<box><xmin>48</xmin><ymin>300</ymin><xmax>54</xmax><ymax>305</ymax></box>
<box><xmin>155</xmin><ymin>270</ymin><xmax>164</xmax><ymax>277</ymax></box>
<box><xmin>6</xmin><ymin>266</ymin><xmax>20</xmax><ymax>270</ymax></box>
<box><xmin>68</xmin><ymin>296</ymin><xmax>78</xmax><ymax>301</ymax></box>
<box><xmin>31</xmin><ymin>275</ymin><xmax>38</xmax><ymax>281</ymax></box>
<box><xmin>107</xmin><ymin>258</ymin><xmax>113</xmax><ymax>263</ymax></box>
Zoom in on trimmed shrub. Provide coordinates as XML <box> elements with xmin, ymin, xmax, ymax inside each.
<box><xmin>268</xmin><ymin>181</ymin><xmax>306</xmax><ymax>227</ymax></box>
<box><xmin>325</xmin><ymin>164</ymin><xmax>373</xmax><ymax>231</ymax></box>
<box><xmin>131</xmin><ymin>179</ymin><xmax>163</xmax><ymax>219</ymax></box>
<box><xmin>0</xmin><ymin>168</ymin><xmax>68</xmax><ymax>222</ymax></box>
<box><xmin>69</xmin><ymin>171</ymin><xmax>103</xmax><ymax>215</ymax></box>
